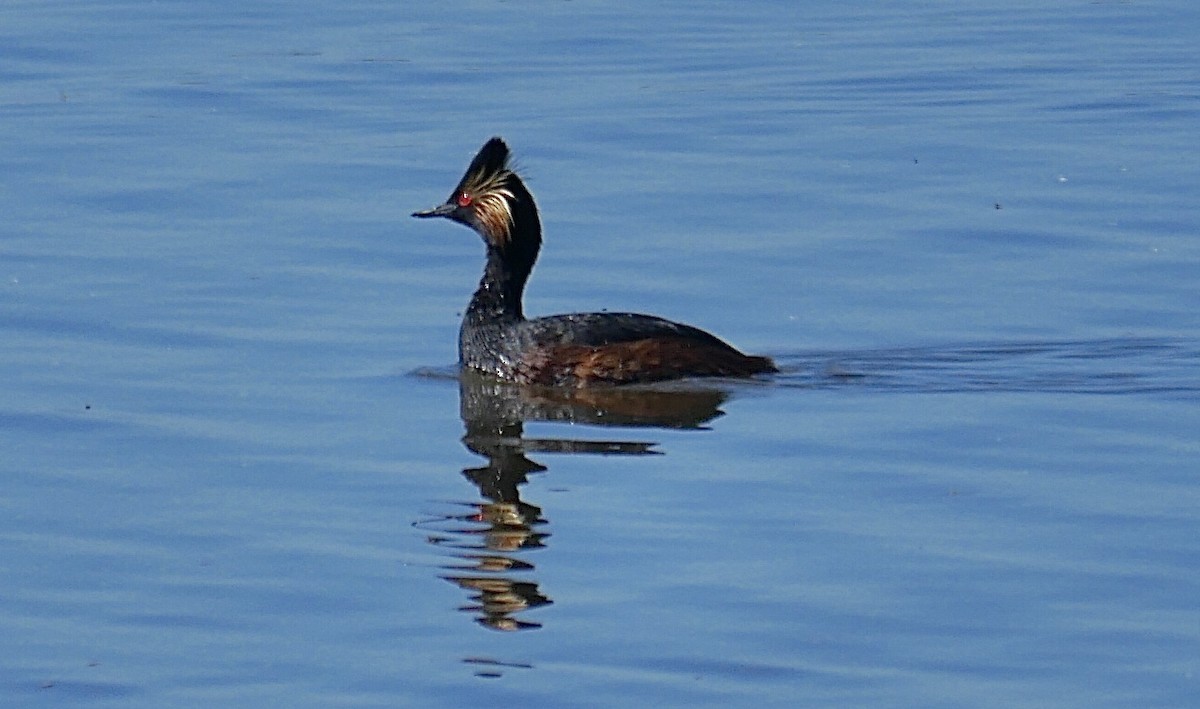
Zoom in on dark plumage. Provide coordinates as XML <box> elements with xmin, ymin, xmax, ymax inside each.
<box><xmin>413</xmin><ymin>137</ymin><xmax>776</xmax><ymax>386</ymax></box>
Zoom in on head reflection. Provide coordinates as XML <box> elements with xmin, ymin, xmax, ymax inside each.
<box><xmin>425</xmin><ymin>372</ymin><xmax>728</xmax><ymax>632</ymax></box>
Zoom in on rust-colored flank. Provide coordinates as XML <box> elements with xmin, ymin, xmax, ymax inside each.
<box><xmin>519</xmin><ymin>338</ymin><xmax>776</xmax><ymax>387</ymax></box>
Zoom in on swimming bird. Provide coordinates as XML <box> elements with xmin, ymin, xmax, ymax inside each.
<box><xmin>412</xmin><ymin>137</ymin><xmax>776</xmax><ymax>386</ymax></box>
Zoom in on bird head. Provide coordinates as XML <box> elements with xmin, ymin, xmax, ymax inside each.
<box><xmin>412</xmin><ymin>137</ymin><xmax>537</xmax><ymax>250</ymax></box>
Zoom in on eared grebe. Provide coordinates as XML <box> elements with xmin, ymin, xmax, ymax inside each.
<box><xmin>412</xmin><ymin>137</ymin><xmax>777</xmax><ymax>386</ymax></box>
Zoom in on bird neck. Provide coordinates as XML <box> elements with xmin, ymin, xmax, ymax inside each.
<box><xmin>467</xmin><ymin>247</ymin><xmax>530</xmax><ymax>324</ymax></box>
<box><xmin>465</xmin><ymin>189</ymin><xmax>542</xmax><ymax>325</ymax></box>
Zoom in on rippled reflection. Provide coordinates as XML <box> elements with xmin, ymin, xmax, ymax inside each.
<box><xmin>420</xmin><ymin>371</ymin><xmax>729</xmax><ymax>632</ymax></box>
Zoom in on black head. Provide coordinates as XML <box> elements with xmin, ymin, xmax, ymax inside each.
<box><xmin>412</xmin><ymin>137</ymin><xmax>540</xmax><ymax>251</ymax></box>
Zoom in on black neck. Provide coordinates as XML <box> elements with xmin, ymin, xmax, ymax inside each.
<box><xmin>466</xmin><ymin>246</ymin><xmax>530</xmax><ymax>324</ymax></box>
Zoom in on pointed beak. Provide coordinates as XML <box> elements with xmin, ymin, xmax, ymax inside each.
<box><xmin>411</xmin><ymin>203</ymin><xmax>456</xmax><ymax>219</ymax></box>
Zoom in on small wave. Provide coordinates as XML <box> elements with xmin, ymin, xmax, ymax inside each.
<box><xmin>770</xmin><ymin>337</ymin><xmax>1200</xmax><ymax>396</ymax></box>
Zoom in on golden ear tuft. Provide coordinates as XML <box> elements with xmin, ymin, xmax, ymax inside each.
<box><xmin>464</xmin><ymin>167</ymin><xmax>516</xmax><ymax>245</ymax></box>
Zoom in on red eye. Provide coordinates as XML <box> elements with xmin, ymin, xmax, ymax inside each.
<box><xmin>456</xmin><ymin>192</ymin><xmax>472</xmax><ymax>207</ymax></box>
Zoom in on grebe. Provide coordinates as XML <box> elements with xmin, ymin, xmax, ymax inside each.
<box><xmin>412</xmin><ymin>137</ymin><xmax>776</xmax><ymax>386</ymax></box>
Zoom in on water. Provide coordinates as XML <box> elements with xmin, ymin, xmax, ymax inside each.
<box><xmin>3</xmin><ymin>1</ymin><xmax>1199</xmax><ymax>706</ymax></box>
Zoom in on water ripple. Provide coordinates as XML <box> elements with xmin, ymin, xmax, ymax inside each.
<box><xmin>774</xmin><ymin>337</ymin><xmax>1199</xmax><ymax>396</ymax></box>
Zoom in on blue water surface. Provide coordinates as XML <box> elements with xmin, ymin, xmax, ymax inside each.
<box><xmin>2</xmin><ymin>1</ymin><xmax>1198</xmax><ymax>707</ymax></box>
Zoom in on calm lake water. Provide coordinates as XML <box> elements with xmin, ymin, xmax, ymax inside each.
<box><xmin>3</xmin><ymin>1</ymin><xmax>1199</xmax><ymax>706</ymax></box>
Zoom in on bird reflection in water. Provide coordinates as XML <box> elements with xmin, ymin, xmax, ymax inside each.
<box><xmin>420</xmin><ymin>370</ymin><xmax>730</xmax><ymax>632</ymax></box>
